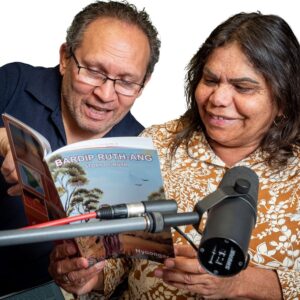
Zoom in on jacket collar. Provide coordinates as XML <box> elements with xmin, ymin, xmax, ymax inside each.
<box><xmin>25</xmin><ymin>65</ymin><xmax>62</xmax><ymax>112</ymax></box>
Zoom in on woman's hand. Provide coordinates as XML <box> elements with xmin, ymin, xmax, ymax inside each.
<box><xmin>48</xmin><ymin>240</ymin><xmax>105</xmax><ymax>295</ymax></box>
<box><xmin>154</xmin><ymin>244</ymin><xmax>282</xmax><ymax>299</ymax></box>
<box><xmin>154</xmin><ymin>244</ymin><xmax>240</xmax><ymax>298</ymax></box>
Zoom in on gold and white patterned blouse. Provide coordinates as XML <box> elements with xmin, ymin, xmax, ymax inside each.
<box><xmin>93</xmin><ymin>119</ymin><xmax>300</xmax><ymax>300</ymax></box>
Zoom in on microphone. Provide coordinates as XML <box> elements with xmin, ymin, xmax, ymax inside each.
<box><xmin>195</xmin><ymin>166</ymin><xmax>258</xmax><ymax>276</ymax></box>
<box><xmin>96</xmin><ymin>199</ymin><xmax>178</xmax><ymax>219</ymax></box>
<box><xmin>0</xmin><ymin>166</ymin><xmax>258</xmax><ymax>279</ymax></box>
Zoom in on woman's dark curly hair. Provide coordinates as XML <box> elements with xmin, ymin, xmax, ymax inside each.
<box><xmin>172</xmin><ymin>12</ymin><xmax>300</xmax><ymax>168</ymax></box>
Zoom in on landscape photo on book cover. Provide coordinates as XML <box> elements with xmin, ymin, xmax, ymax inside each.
<box><xmin>46</xmin><ymin>147</ymin><xmax>174</xmax><ymax>262</ymax></box>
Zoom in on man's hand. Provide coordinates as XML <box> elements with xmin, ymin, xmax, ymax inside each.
<box><xmin>1</xmin><ymin>150</ymin><xmax>21</xmax><ymax>195</ymax></box>
<box><xmin>0</xmin><ymin>128</ymin><xmax>21</xmax><ymax>195</ymax></box>
<box><xmin>49</xmin><ymin>241</ymin><xmax>105</xmax><ymax>295</ymax></box>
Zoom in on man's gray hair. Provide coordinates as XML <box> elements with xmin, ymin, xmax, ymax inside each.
<box><xmin>66</xmin><ymin>0</ymin><xmax>161</xmax><ymax>77</ymax></box>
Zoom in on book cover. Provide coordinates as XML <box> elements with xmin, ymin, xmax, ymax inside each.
<box><xmin>2</xmin><ymin>113</ymin><xmax>174</xmax><ymax>263</ymax></box>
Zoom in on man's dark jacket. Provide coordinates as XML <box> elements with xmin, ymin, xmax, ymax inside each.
<box><xmin>0</xmin><ymin>62</ymin><xmax>144</xmax><ymax>295</ymax></box>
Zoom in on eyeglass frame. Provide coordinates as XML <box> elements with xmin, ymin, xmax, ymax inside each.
<box><xmin>69</xmin><ymin>48</ymin><xmax>146</xmax><ymax>96</ymax></box>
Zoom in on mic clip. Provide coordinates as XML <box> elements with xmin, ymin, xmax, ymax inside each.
<box><xmin>193</xmin><ymin>178</ymin><xmax>253</xmax><ymax>231</ymax></box>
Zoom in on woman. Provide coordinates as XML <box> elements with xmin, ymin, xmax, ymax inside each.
<box><xmin>50</xmin><ymin>12</ymin><xmax>300</xmax><ymax>299</ymax></box>
<box><xmin>148</xmin><ymin>12</ymin><xmax>300</xmax><ymax>299</ymax></box>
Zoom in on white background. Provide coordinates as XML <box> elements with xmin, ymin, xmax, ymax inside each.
<box><xmin>1</xmin><ymin>1</ymin><xmax>298</xmax><ymax>127</ymax></box>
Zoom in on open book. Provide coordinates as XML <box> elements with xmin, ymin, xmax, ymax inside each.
<box><xmin>2</xmin><ymin>113</ymin><xmax>174</xmax><ymax>263</ymax></box>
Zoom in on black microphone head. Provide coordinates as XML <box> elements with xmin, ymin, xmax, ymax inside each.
<box><xmin>198</xmin><ymin>166</ymin><xmax>259</xmax><ymax>277</ymax></box>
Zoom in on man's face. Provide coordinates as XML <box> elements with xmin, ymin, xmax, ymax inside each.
<box><xmin>60</xmin><ymin>18</ymin><xmax>150</xmax><ymax>142</ymax></box>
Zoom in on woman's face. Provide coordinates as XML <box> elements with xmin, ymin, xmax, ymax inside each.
<box><xmin>195</xmin><ymin>42</ymin><xmax>279</xmax><ymax>151</ymax></box>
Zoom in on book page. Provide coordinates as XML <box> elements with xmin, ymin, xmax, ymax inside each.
<box><xmin>45</xmin><ymin>143</ymin><xmax>174</xmax><ymax>262</ymax></box>
<box><xmin>2</xmin><ymin>113</ymin><xmax>52</xmax><ymax>157</ymax></box>
<box><xmin>2</xmin><ymin>113</ymin><xmax>65</xmax><ymax>225</ymax></box>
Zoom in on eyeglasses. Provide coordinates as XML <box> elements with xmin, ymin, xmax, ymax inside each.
<box><xmin>70</xmin><ymin>49</ymin><xmax>145</xmax><ymax>97</ymax></box>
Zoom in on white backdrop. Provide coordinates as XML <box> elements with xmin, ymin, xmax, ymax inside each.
<box><xmin>1</xmin><ymin>0</ymin><xmax>298</xmax><ymax>127</ymax></box>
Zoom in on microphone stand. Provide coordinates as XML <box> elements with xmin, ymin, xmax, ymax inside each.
<box><xmin>0</xmin><ymin>212</ymin><xmax>200</xmax><ymax>247</ymax></box>
<box><xmin>0</xmin><ymin>177</ymin><xmax>252</xmax><ymax>247</ymax></box>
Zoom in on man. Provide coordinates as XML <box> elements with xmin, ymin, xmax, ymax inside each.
<box><xmin>0</xmin><ymin>0</ymin><xmax>160</xmax><ymax>295</ymax></box>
